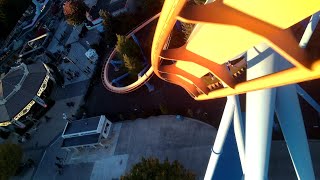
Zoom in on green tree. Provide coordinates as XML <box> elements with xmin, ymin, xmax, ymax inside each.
<box><xmin>63</xmin><ymin>0</ymin><xmax>88</xmax><ymax>26</ymax></box>
<box><xmin>99</xmin><ymin>9</ymin><xmax>112</xmax><ymax>28</ymax></box>
<box><xmin>121</xmin><ymin>157</ymin><xmax>195</xmax><ymax>180</ymax></box>
<box><xmin>115</xmin><ymin>35</ymin><xmax>143</xmax><ymax>74</ymax></box>
<box><xmin>116</xmin><ymin>35</ymin><xmax>140</xmax><ymax>58</ymax></box>
<box><xmin>0</xmin><ymin>143</ymin><xmax>23</xmax><ymax>180</ymax></box>
<box><xmin>99</xmin><ymin>9</ymin><xmax>115</xmax><ymax>46</ymax></box>
<box><xmin>123</xmin><ymin>54</ymin><xmax>143</xmax><ymax>75</ymax></box>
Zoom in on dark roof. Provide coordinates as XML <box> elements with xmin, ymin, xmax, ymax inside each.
<box><xmin>108</xmin><ymin>0</ymin><xmax>127</xmax><ymax>12</ymax></box>
<box><xmin>3</xmin><ymin>68</ymin><xmax>24</xmax><ymax>81</ymax></box>
<box><xmin>0</xmin><ymin>63</ymin><xmax>48</xmax><ymax>122</ymax></box>
<box><xmin>27</xmin><ymin>63</ymin><xmax>47</xmax><ymax>74</ymax></box>
<box><xmin>0</xmin><ymin>105</ymin><xmax>9</xmax><ymax>121</ymax></box>
<box><xmin>21</xmin><ymin>73</ymin><xmax>46</xmax><ymax>94</ymax></box>
<box><xmin>5</xmin><ymin>90</ymin><xmax>34</xmax><ymax>118</ymax></box>
<box><xmin>61</xmin><ymin>134</ymin><xmax>101</xmax><ymax>147</ymax></box>
<box><xmin>1</xmin><ymin>68</ymin><xmax>24</xmax><ymax>98</ymax></box>
<box><xmin>64</xmin><ymin>116</ymin><xmax>101</xmax><ymax>135</ymax></box>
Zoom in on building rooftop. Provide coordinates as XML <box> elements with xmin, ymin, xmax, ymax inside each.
<box><xmin>108</xmin><ymin>0</ymin><xmax>127</xmax><ymax>13</ymax></box>
<box><xmin>63</xmin><ymin>116</ymin><xmax>101</xmax><ymax>135</ymax></box>
<box><xmin>0</xmin><ymin>63</ymin><xmax>47</xmax><ymax>123</ymax></box>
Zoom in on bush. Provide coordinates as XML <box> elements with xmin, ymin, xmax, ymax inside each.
<box><xmin>159</xmin><ymin>104</ymin><xmax>169</xmax><ymax>115</ymax></box>
<box><xmin>121</xmin><ymin>157</ymin><xmax>195</xmax><ymax>180</ymax></box>
<box><xmin>0</xmin><ymin>143</ymin><xmax>23</xmax><ymax>180</ymax></box>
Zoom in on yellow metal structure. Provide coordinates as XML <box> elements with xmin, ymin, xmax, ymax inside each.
<box><xmin>151</xmin><ymin>0</ymin><xmax>320</xmax><ymax>100</ymax></box>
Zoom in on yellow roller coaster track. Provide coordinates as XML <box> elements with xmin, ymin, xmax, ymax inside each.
<box><xmin>151</xmin><ymin>0</ymin><xmax>320</xmax><ymax>100</ymax></box>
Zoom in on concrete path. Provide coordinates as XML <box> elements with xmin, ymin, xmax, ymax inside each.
<box><xmin>52</xmin><ymin>80</ymin><xmax>90</xmax><ymax>100</ymax></box>
<box><xmin>114</xmin><ymin>116</ymin><xmax>215</xmax><ymax>179</ymax></box>
<box><xmin>34</xmin><ymin>115</ymin><xmax>217</xmax><ymax>180</ymax></box>
<box><xmin>90</xmin><ymin>154</ymin><xmax>128</xmax><ymax>180</ymax></box>
<box><xmin>11</xmin><ymin>79</ymin><xmax>91</xmax><ymax>180</ymax></box>
<box><xmin>19</xmin><ymin>114</ymin><xmax>320</xmax><ymax>180</ymax></box>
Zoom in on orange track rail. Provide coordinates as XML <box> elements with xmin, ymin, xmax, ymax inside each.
<box><xmin>101</xmin><ymin>13</ymin><xmax>160</xmax><ymax>93</ymax></box>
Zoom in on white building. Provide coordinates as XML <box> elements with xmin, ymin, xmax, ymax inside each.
<box><xmin>61</xmin><ymin>115</ymin><xmax>112</xmax><ymax>151</ymax></box>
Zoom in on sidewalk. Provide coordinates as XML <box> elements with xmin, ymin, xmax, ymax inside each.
<box><xmin>31</xmin><ymin>115</ymin><xmax>320</xmax><ymax>180</ymax></box>
<box><xmin>11</xmin><ymin>80</ymin><xmax>90</xmax><ymax>180</ymax></box>
<box><xmin>14</xmin><ymin>20</ymin><xmax>102</xmax><ymax>179</ymax></box>
<box><xmin>33</xmin><ymin>116</ymin><xmax>217</xmax><ymax>180</ymax></box>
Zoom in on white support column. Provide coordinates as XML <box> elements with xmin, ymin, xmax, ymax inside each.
<box><xmin>274</xmin><ymin>57</ymin><xmax>315</xmax><ymax>180</ymax></box>
<box><xmin>296</xmin><ymin>85</ymin><xmax>320</xmax><ymax>113</ymax></box>
<box><xmin>299</xmin><ymin>12</ymin><xmax>320</xmax><ymax>48</ymax></box>
<box><xmin>204</xmin><ymin>99</ymin><xmax>235</xmax><ymax>180</ymax></box>
<box><xmin>245</xmin><ymin>43</ymin><xmax>277</xmax><ymax>180</ymax></box>
<box><xmin>275</xmin><ymin>85</ymin><xmax>315</xmax><ymax>180</ymax></box>
<box><xmin>231</xmin><ymin>95</ymin><xmax>245</xmax><ymax>173</ymax></box>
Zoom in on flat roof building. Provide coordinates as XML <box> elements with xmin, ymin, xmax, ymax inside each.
<box><xmin>61</xmin><ymin>115</ymin><xmax>112</xmax><ymax>151</ymax></box>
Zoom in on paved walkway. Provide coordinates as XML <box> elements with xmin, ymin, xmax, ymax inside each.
<box><xmin>47</xmin><ymin>18</ymin><xmax>101</xmax><ymax>86</ymax></box>
<box><xmin>11</xmin><ymin>79</ymin><xmax>91</xmax><ymax>180</ymax></box>
<box><xmin>47</xmin><ymin>20</ymin><xmax>72</xmax><ymax>54</ymax></box>
<box><xmin>33</xmin><ymin>115</ymin><xmax>217</xmax><ymax>180</ymax></box>
<box><xmin>12</xmin><ymin>113</ymin><xmax>320</xmax><ymax>179</ymax></box>
<box><xmin>32</xmin><ymin>115</ymin><xmax>320</xmax><ymax>180</ymax></box>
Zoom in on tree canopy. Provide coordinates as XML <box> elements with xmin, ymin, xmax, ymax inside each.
<box><xmin>123</xmin><ymin>54</ymin><xmax>143</xmax><ymax>75</ymax></box>
<box><xmin>115</xmin><ymin>35</ymin><xmax>143</xmax><ymax>75</ymax></box>
<box><xmin>99</xmin><ymin>10</ymin><xmax>112</xmax><ymax>28</ymax></box>
<box><xmin>99</xmin><ymin>9</ymin><xmax>116</xmax><ymax>45</ymax></box>
<box><xmin>116</xmin><ymin>35</ymin><xmax>140</xmax><ymax>58</ymax></box>
<box><xmin>63</xmin><ymin>0</ymin><xmax>88</xmax><ymax>26</ymax></box>
<box><xmin>121</xmin><ymin>157</ymin><xmax>195</xmax><ymax>180</ymax></box>
<box><xmin>0</xmin><ymin>143</ymin><xmax>23</xmax><ymax>180</ymax></box>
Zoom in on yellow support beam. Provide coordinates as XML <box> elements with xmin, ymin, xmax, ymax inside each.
<box><xmin>151</xmin><ymin>0</ymin><xmax>320</xmax><ymax>100</ymax></box>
